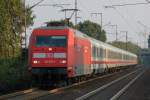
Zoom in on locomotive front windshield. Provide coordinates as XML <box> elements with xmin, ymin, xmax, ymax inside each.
<box><xmin>35</xmin><ymin>36</ymin><xmax>67</xmax><ymax>47</ymax></box>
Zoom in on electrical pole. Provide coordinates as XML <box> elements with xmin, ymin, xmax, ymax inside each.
<box><xmin>110</xmin><ymin>25</ymin><xmax>118</xmax><ymax>41</ymax></box>
<box><xmin>64</xmin><ymin>10</ymin><xmax>67</xmax><ymax>19</ymax></box>
<box><xmin>91</xmin><ymin>12</ymin><xmax>103</xmax><ymax>40</ymax></box>
<box><xmin>75</xmin><ymin>0</ymin><xmax>77</xmax><ymax>26</ymax></box>
<box><xmin>125</xmin><ymin>31</ymin><xmax>128</xmax><ymax>51</ymax></box>
<box><xmin>120</xmin><ymin>31</ymin><xmax>128</xmax><ymax>51</ymax></box>
<box><xmin>91</xmin><ymin>13</ymin><xmax>103</xmax><ymax>30</ymax></box>
<box><xmin>101</xmin><ymin>13</ymin><xmax>102</xmax><ymax>28</ymax></box>
<box><xmin>116</xmin><ymin>25</ymin><xmax>118</xmax><ymax>41</ymax></box>
<box><xmin>137</xmin><ymin>21</ymin><xmax>150</xmax><ymax>48</ymax></box>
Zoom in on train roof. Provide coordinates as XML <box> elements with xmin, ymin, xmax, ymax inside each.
<box><xmin>34</xmin><ymin>26</ymin><xmax>68</xmax><ymax>30</ymax></box>
<box><xmin>34</xmin><ymin>26</ymin><xmax>137</xmax><ymax>57</ymax></box>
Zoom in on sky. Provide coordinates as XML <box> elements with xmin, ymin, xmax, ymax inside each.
<box><xmin>26</xmin><ymin>0</ymin><xmax>150</xmax><ymax>48</ymax></box>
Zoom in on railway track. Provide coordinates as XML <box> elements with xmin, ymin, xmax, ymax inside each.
<box><xmin>0</xmin><ymin>65</ymin><xmax>141</xmax><ymax>100</ymax></box>
<box><xmin>37</xmin><ymin>65</ymin><xmax>142</xmax><ymax>100</ymax></box>
<box><xmin>76</xmin><ymin>66</ymin><xmax>146</xmax><ymax>100</ymax></box>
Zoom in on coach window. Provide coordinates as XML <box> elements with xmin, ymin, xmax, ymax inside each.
<box><xmin>114</xmin><ymin>51</ymin><xmax>117</xmax><ymax>59</ymax></box>
<box><xmin>125</xmin><ymin>55</ymin><xmax>127</xmax><ymax>60</ymax></box>
<box><xmin>117</xmin><ymin>52</ymin><xmax>120</xmax><ymax>59</ymax></box>
<box><xmin>97</xmin><ymin>47</ymin><xmax>99</xmax><ymax>58</ymax></box>
<box><xmin>115</xmin><ymin>52</ymin><xmax>118</xmax><ymax>59</ymax></box>
<box><xmin>121</xmin><ymin>53</ymin><xmax>123</xmax><ymax>60</ymax></box>
<box><xmin>123</xmin><ymin>54</ymin><xmax>125</xmax><ymax>60</ymax></box>
<box><xmin>111</xmin><ymin>51</ymin><xmax>115</xmax><ymax>59</ymax></box>
<box><xmin>108</xmin><ymin>50</ymin><xmax>110</xmax><ymax>58</ymax></box>
<box><xmin>95</xmin><ymin>46</ymin><xmax>97</xmax><ymax>58</ymax></box>
<box><xmin>97</xmin><ymin>47</ymin><xmax>99</xmax><ymax>57</ymax></box>
<box><xmin>103</xmin><ymin>49</ymin><xmax>106</xmax><ymax>58</ymax></box>
<box><xmin>114</xmin><ymin>52</ymin><xmax>117</xmax><ymax>59</ymax></box>
<box><xmin>119</xmin><ymin>53</ymin><xmax>122</xmax><ymax>59</ymax></box>
<box><xmin>108</xmin><ymin>50</ymin><xmax>113</xmax><ymax>59</ymax></box>
<box><xmin>100</xmin><ymin>48</ymin><xmax>103</xmax><ymax>58</ymax></box>
<box><xmin>92</xmin><ymin>46</ymin><xmax>96</xmax><ymax>58</ymax></box>
<box><xmin>126</xmin><ymin>55</ymin><xmax>129</xmax><ymax>60</ymax></box>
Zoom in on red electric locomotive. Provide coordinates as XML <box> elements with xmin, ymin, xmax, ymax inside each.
<box><xmin>28</xmin><ymin>24</ymin><xmax>92</xmax><ymax>86</ymax></box>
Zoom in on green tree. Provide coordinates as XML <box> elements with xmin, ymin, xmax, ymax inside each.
<box><xmin>0</xmin><ymin>0</ymin><xmax>34</xmax><ymax>92</ymax></box>
<box><xmin>0</xmin><ymin>0</ymin><xmax>34</xmax><ymax>59</ymax></box>
<box><xmin>76</xmin><ymin>20</ymin><xmax>107</xmax><ymax>42</ymax></box>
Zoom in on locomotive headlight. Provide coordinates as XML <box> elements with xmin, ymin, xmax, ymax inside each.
<box><xmin>60</xmin><ymin>60</ymin><xmax>66</xmax><ymax>64</ymax></box>
<box><xmin>33</xmin><ymin>60</ymin><xmax>38</xmax><ymax>64</ymax></box>
<box><xmin>33</xmin><ymin>60</ymin><xmax>40</xmax><ymax>64</ymax></box>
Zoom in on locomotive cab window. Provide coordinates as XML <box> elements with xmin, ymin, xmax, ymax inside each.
<box><xmin>35</xmin><ymin>36</ymin><xmax>67</xmax><ymax>47</ymax></box>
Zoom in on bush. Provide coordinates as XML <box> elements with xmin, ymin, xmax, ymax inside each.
<box><xmin>0</xmin><ymin>57</ymin><xmax>31</xmax><ymax>94</ymax></box>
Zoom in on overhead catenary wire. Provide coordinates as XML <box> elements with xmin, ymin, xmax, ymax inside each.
<box><xmin>119</xmin><ymin>2</ymin><xmax>146</xmax><ymax>45</ymax></box>
<box><xmin>105</xmin><ymin>2</ymin><xmax>150</xmax><ymax>8</ymax></box>
<box><xmin>106</xmin><ymin>0</ymin><xmax>141</xmax><ymax>37</ymax></box>
<box><xmin>106</xmin><ymin>0</ymin><xmax>150</xmax><ymax>48</ymax></box>
<box><xmin>105</xmin><ymin>0</ymin><xmax>149</xmax><ymax>32</ymax></box>
<box><xmin>27</xmin><ymin>0</ymin><xmax>45</xmax><ymax>11</ymax></box>
<box><xmin>105</xmin><ymin>0</ymin><xmax>150</xmax><ymax>33</ymax></box>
